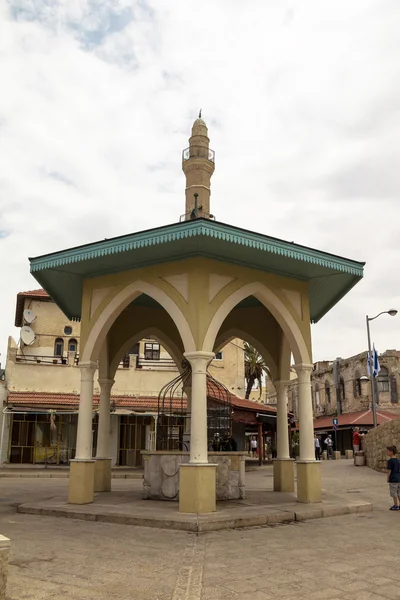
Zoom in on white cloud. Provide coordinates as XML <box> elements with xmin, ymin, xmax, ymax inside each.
<box><xmin>0</xmin><ymin>0</ymin><xmax>400</xmax><ymax>365</ymax></box>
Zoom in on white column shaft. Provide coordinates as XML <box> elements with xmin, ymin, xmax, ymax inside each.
<box><xmin>184</xmin><ymin>387</ymin><xmax>192</xmax><ymax>434</ymax></box>
<box><xmin>184</xmin><ymin>352</ymin><xmax>214</xmax><ymax>464</ymax></box>
<box><xmin>96</xmin><ymin>379</ymin><xmax>114</xmax><ymax>458</ymax></box>
<box><xmin>75</xmin><ymin>362</ymin><xmax>96</xmax><ymax>460</ymax></box>
<box><xmin>276</xmin><ymin>381</ymin><xmax>290</xmax><ymax>459</ymax></box>
<box><xmin>295</xmin><ymin>364</ymin><xmax>315</xmax><ymax>461</ymax></box>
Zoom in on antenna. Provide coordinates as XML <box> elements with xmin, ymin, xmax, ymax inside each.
<box><xmin>199</xmin><ymin>109</ymin><xmax>202</xmax><ymax>118</ymax></box>
<box><xmin>23</xmin><ymin>309</ymin><xmax>36</xmax><ymax>324</ymax></box>
<box><xmin>20</xmin><ymin>326</ymin><xmax>35</xmax><ymax>346</ymax></box>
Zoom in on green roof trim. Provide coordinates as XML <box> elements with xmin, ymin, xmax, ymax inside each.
<box><xmin>29</xmin><ymin>218</ymin><xmax>364</xmax><ymax>324</ymax></box>
<box><xmin>30</xmin><ymin>219</ymin><xmax>363</xmax><ymax>276</ymax></box>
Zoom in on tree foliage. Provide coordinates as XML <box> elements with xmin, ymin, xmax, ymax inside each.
<box><xmin>244</xmin><ymin>342</ymin><xmax>269</xmax><ymax>399</ymax></box>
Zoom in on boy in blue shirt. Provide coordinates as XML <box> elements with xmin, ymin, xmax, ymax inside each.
<box><xmin>386</xmin><ymin>445</ymin><xmax>400</xmax><ymax>511</ymax></box>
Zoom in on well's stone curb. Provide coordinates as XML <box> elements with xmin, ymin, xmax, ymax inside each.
<box><xmin>16</xmin><ymin>501</ymin><xmax>373</xmax><ymax>533</ymax></box>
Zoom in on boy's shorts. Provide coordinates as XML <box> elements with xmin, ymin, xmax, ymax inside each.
<box><xmin>389</xmin><ymin>482</ymin><xmax>400</xmax><ymax>497</ymax></box>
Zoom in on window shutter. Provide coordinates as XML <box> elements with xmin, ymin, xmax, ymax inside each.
<box><xmin>390</xmin><ymin>376</ymin><xmax>398</xmax><ymax>404</ymax></box>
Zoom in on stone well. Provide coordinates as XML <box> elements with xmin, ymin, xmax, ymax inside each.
<box><xmin>142</xmin><ymin>451</ymin><xmax>246</xmax><ymax>501</ymax></box>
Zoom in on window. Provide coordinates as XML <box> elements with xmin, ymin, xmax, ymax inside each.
<box><xmin>325</xmin><ymin>380</ymin><xmax>331</xmax><ymax>403</ymax></box>
<box><xmin>144</xmin><ymin>342</ymin><xmax>160</xmax><ymax>360</ymax></box>
<box><xmin>54</xmin><ymin>338</ymin><xmax>64</xmax><ymax>357</ymax></box>
<box><xmin>354</xmin><ymin>370</ymin><xmax>362</xmax><ymax>397</ymax></box>
<box><xmin>64</xmin><ymin>326</ymin><xmax>72</xmax><ymax>335</ymax></box>
<box><xmin>377</xmin><ymin>367</ymin><xmax>389</xmax><ymax>393</ymax></box>
<box><xmin>215</xmin><ymin>351</ymin><xmax>223</xmax><ymax>360</ymax></box>
<box><xmin>340</xmin><ymin>376</ymin><xmax>345</xmax><ymax>400</ymax></box>
<box><xmin>315</xmin><ymin>384</ymin><xmax>320</xmax><ymax>406</ymax></box>
<box><xmin>68</xmin><ymin>339</ymin><xmax>78</xmax><ymax>353</ymax></box>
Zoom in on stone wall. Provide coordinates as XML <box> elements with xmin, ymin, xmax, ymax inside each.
<box><xmin>362</xmin><ymin>418</ymin><xmax>400</xmax><ymax>472</ymax></box>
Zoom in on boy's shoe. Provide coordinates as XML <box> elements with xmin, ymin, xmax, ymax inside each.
<box><xmin>389</xmin><ymin>505</ymin><xmax>399</xmax><ymax>510</ymax></box>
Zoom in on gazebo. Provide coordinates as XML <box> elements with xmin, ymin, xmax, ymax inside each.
<box><xmin>29</xmin><ymin>117</ymin><xmax>364</xmax><ymax>513</ymax></box>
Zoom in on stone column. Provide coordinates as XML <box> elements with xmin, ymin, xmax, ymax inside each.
<box><xmin>183</xmin><ymin>385</ymin><xmax>192</xmax><ymax>450</ymax></box>
<box><xmin>179</xmin><ymin>351</ymin><xmax>217</xmax><ymax>513</ymax></box>
<box><xmin>294</xmin><ymin>363</ymin><xmax>321</xmax><ymax>503</ymax></box>
<box><xmin>0</xmin><ymin>535</ymin><xmax>10</xmax><ymax>600</ymax></box>
<box><xmin>94</xmin><ymin>378</ymin><xmax>114</xmax><ymax>492</ymax></box>
<box><xmin>273</xmin><ymin>380</ymin><xmax>295</xmax><ymax>492</ymax></box>
<box><xmin>69</xmin><ymin>361</ymin><xmax>96</xmax><ymax>505</ymax></box>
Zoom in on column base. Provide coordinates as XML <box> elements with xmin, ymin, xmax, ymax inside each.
<box><xmin>68</xmin><ymin>460</ymin><xmax>95</xmax><ymax>504</ymax></box>
<box><xmin>179</xmin><ymin>464</ymin><xmax>217</xmax><ymax>514</ymax></box>
<box><xmin>273</xmin><ymin>458</ymin><xmax>295</xmax><ymax>492</ymax></box>
<box><xmin>296</xmin><ymin>460</ymin><xmax>322</xmax><ymax>503</ymax></box>
<box><xmin>94</xmin><ymin>458</ymin><xmax>112</xmax><ymax>492</ymax></box>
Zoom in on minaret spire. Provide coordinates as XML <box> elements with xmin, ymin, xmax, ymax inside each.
<box><xmin>182</xmin><ymin>115</ymin><xmax>215</xmax><ymax>220</ymax></box>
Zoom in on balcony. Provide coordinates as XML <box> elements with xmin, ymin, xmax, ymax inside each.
<box><xmin>15</xmin><ymin>354</ymin><xmax>78</xmax><ymax>365</ymax></box>
<box><xmin>182</xmin><ymin>146</ymin><xmax>215</xmax><ymax>163</ymax></box>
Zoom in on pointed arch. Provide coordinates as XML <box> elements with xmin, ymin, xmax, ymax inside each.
<box><xmin>214</xmin><ymin>328</ymin><xmax>278</xmax><ymax>381</ymax></box>
<box><xmin>203</xmin><ymin>282</ymin><xmax>310</xmax><ymax>365</ymax></box>
<box><xmin>81</xmin><ymin>280</ymin><xmax>195</xmax><ymax>363</ymax></box>
<box><xmin>109</xmin><ymin>327</ymin><xmax>184</xmax><ymax>378</ymax></box>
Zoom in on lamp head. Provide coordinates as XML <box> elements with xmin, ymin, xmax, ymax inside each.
<box><xmin>388</xmin><ymin>309</ymin><xmax>398</xmax><ymax>317</ymax></box>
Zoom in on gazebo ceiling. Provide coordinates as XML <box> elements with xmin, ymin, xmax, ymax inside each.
<box><xmin>29</xmin><ymin>218</ymin><xmax>364</xmax><ymax>323</ymax></box>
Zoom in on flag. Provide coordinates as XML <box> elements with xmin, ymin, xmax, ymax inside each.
<box><xmin>367</xmin><ymin>352</ymin><xmax>372</xmax><ymax>377</ymax></box>
<box><xmin>372</xmin><ymin>345</ymin><xmax>380</xmax><ymax>378</ymax></box>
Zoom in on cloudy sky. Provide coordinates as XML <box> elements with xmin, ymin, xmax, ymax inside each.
<box><xmin>1</xmin><ymin>0</ymin><xmax>400</xmax><ymax>365</ymax></box>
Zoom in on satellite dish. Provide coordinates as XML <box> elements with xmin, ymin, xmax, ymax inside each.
<box><xmin>23</xmin><ymin>309</ymin><xmax>36</xmax><ymax>324</ymax></box>
<box><xmin>20</xmin><ymin>326</ymin><xmax>35</xmax><ymax>346</ymax></box>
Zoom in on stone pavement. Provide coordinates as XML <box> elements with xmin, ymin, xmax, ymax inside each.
<box><xmin>0</xmin><ymin>461</ymin><xmax>399</xmax><ymax>600</ymax></box>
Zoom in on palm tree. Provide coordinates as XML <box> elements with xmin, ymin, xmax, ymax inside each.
<box><xmin>244</xmin><ymin>343</ymin><xmax>269</xmax><ymax>400</ymax></box>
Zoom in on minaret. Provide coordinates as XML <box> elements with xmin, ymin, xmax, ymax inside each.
<box><xmin>182</xmin><ymin>113</ymin><xmax>215</xmax><ymax>220</ymax></box>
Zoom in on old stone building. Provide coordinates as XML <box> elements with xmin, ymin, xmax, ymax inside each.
<box><xmin>1</xmin><ymin>288</ymin><xmax>267</xmax><ymax>466</ymax></box>
<box><xmin>265</xmin><ymin>350</ymin><xmax>400</xmax><ymax>420</ymax></box>
<box><xmin>263</xmin><ymin>350</ymin><xmax>400</xmax><ymax>454</ymax></box>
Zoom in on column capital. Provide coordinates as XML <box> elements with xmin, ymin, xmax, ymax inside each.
<box><xmin>184</xmin><ymin>351</ymin><xmax>215</xmax><ymax>372</ymax></box>
<box><xmin>293</xmin><ymin>363</ymin><xmax>314</xmax><ymax>373</ymax></box>
<box><xmin>98</xmin><ymin>378</ymin><xmax>115</xmax><ymax>387</ymax></box>
<box><xmin>274</xmin><ymin>380</ymin><xmax>291</xmax><ymax>389</ymax></box>
<box><xmin>79</xmin><ymin>361</ymin><xmax>97</xmax><ymax>371</ymax></box>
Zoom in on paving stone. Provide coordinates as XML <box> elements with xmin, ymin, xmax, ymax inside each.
<box><xmin>0</xmin><ymin>461</ymin><xmax>397</xmax><ymax>599</ymax></box>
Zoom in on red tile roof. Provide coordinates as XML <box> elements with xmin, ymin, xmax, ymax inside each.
<box><xmin>7</xmin><ymin>391</ymin><xmax>278</xmax><ymax>416</ymax></box>
<box><xmin>314</xmin><ymin>409</ymin><xmax>398</xmax><ymax>429</ymax></box>
<box><xmin>15</xmin><ymin>289</ymin><xmax>51</xmax><ymax>327</ymax></box>
<box><xmin>18</xmin><ymin>289</ymin><xmax>50</xmax><ymax>298</ymax></box>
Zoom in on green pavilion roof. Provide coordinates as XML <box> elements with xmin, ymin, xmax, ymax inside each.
<box><xmin>29</xmin><ymin>218</ymin><xmax>364</xmax><ymax>323</ymax></box>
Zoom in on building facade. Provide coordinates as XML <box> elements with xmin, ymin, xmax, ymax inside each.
<box><xmin>264</xmin><ymin>351</ymin><xmax>400</xmax><ymax>454</ymax></box>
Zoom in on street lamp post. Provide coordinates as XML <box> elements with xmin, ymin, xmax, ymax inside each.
<box><xmin>366</xmin><ymin>309</ymin><xmax>397</xmax><ymax>428</ymax></box>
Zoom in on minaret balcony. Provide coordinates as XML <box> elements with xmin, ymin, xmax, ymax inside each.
<box><xmin>182</xmin><ymin>146</ymin><xmax>215</xmax><ymax>163</ymax></box>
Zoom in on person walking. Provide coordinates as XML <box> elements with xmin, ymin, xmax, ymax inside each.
<box><xmin>324</xmin><ymin>434</ymin><xmax>334</xmax><ymax>459</ymax></box>
<box><xmin>386</xmin><ymin>445</ymin><xmax>400</xmax><ymax>511</ymax></box>
<box><xmin>314</xmin><ymin>434</ymin><xmax>321</xmax><ymax>461</ymax></box>
<box><xmin>251</xmin><ymin>437</ymin><xmax>257</xmax><ymax>458</ymax></box>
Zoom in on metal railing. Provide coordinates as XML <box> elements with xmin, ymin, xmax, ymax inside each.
<box><xmin>182</xmin><ymin>146</ymin><xmax>215</xmax><ymax>162</ymax></box>
<box><xmin>138</xmin><ymin>357</ymin><xmax>177</xmax><ymax>370</ymax></box>
<box><xmin>179</xmin><ymin>210</ymin><xmax>216</xmax><ymax>222</ymax></box>
<box><xmin>15</xmin><ymin>354</ymin><xmax>74</xmax><ymax>365</ymax></box>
